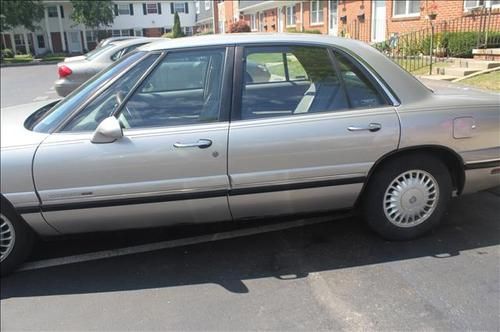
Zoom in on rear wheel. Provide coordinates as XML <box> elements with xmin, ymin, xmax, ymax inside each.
<box><xmin>1</xmin><ymin>202</ymin><xmax>34</xmax><ymax>276</ymax></box>
<box><xmin>362</xmin><ymin>154</ymin><xmax>452</xmax><ymax>240</ymax></box>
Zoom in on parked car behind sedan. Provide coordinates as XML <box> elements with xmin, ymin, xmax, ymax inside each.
<box><xmin>1</xmin><ymin>34</ymin><xmax>499</xmax><ymax>276</ymax></box>
<box><xmin>54</xmin><ymin>37</ymin><xmax>162</xmax><ymax>97</ymax></box>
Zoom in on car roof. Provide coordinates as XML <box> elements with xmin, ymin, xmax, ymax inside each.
<box><xmin>140</xmin><ymin>33</ymin><xmax>431</xmax><ymax>104</ymax></box>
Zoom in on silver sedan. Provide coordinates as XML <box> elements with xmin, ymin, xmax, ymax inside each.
<box><xmin>54</xmin><ymin>37</ymin><xmax>162</xmax><ymax>97</ymax></box>
<box><xmin>1</xmin><ymin>34</ymin><xmax>499</xmax><ymax>276</ymax></box>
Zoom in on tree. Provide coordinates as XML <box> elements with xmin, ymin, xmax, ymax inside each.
<box><xmin>0</xmin><ymin>0</ymin><xmax>44</xmax><ymax>31</ymax></box>
<box><xmin>229</xmin><ymin>20</ymin><xmax>251</xmax><ymax>33</ymax></box>
<box><xmin>70</xmin><ymin>0</ymin><xmax>114</xmax><ymax>30</ymax></box>
<box><xmin>172</xmin><ymin>12</ymin><xmax>184</xmax><ymax>38</ymax></box>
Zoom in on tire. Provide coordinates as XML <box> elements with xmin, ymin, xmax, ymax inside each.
<box><xmin>1</xmin><ymin>200</ymin><xmax>34</xmax><ymax>277</ymax></box>
<box><xmin>362</xmin><ymin>153</ymin><xmax>452</xmax><ymax>241</ymax></box>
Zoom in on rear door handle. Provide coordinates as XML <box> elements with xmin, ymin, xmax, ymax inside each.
<box><xmin>173</xmin><ymin>139</ymin><xmax>212</xmax><ymax>149</ymax></box>
<box><xmin>347</xmin><ymin>123</ymin><xmax>382</xmax><ymax>132</ymax></box>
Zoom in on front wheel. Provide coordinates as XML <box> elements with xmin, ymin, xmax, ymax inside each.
<box><xmin>1</xmin><ymin>203</ymin><xmax>34</xmax><ymax>277</ymax></box>
<box><xmin>362</xmin><ymin>154</ymin><xmax>452</xmax><ymax>240</ymax></box>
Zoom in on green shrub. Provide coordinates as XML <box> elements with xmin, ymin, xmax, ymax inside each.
<box><xmin>286</xmin><ymin>28</ymin><xmax>322</xmax><ymax>34</ymax></box>
<box><xmin>2</xmin><ymin>48</ymin><xmax>14</xmax><ymax>58</ymax></box>
<box><xmin>162</xmin><ymin>32</ymin><xmax>174</xmax><ymax>38</ymax></box>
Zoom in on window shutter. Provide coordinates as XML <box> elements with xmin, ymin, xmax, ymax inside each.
<box><xmin>60</xmin><ymin>5</ymin><xmax>65</xmax><ymax>18</ymax></box>
<box><xmin>130</xmin><ymin>29</ymin><xmax>134</xmax><ymax>36</ymax></box>
<box><xmin>142</xmin><ymin>28</ymin><xmax>147</xmax><ymax>36</ymax></box>
<box><xmin>170</xmin><ymin>3</ymin><xmax>174</xmax><ymax>13</ymax></box>
<box><xmin>143</xmin><ymin>3</ymin><xmax>147</xmax><ymax>15</ymax></box>
<box><xmin>185</xmin><ymin>2</ymin><xmax>189</xmax><ymax>13</ymax></box>
<box><xmin>129</xmin><ymin>4</ymin><xmax>134</xmax><ymax>15</ymax></box>
<box><xmin>114</xmin><ymin>4</ymin><xmax>119</xmax><ymax>16</ymax></box>
<box><xmin>158</xmin><ymin>3</ymin><xmax>162</xmax><ymax>14</ymax></box>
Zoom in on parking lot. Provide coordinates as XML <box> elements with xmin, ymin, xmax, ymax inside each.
<box><xmin>1</xmin><ymin>64</ymin><xmax>499</xmax><ymax>331</ymax></box>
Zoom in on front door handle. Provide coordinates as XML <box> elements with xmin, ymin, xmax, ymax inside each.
<box><xmin>173</xmin><ymin>139</ymin><xmax>212</xmax><ymax>149</ymax></box>
<box><xmin>347</xmin><ymin>123</ymin><xmax>382</xmax><ymax>132</ymax></box>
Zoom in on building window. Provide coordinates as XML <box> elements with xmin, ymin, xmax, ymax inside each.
<box><xmin>174</xmin><ymin>2</ymin><xmax>186</xmax><ymax>13</ymax></box>
<box><xmin>249</xmin><ymin>14</ymin><xmax>257</xmax><ymax>31</ymax></box>
<box><xmin>286</xmin><ymin>5</ymin><xmax>296</xmax><ymax>26</ymax></box>
<box><xmin>183</xmin><ymin>26</ymin><xmax>193</xmax><ymax>35</ymax></box>
<box><xmin>146</xmin><ymin>3</ymin><xmax>159</xmax><ymax>14</ymax></box>
<box><xmin>121</xmin><ymin>29</ymin><xmax>131</xmax><ymax>36</ymax></box>
<box><xmin>464</xmin><ymin>0</ymin><xmax>500</xmax><ymax>9</ymax></box>
<box><xmin>86</xmin><ymin>31</ymin><xmax>97</xmax><ymax>42</ymax></box>
<box><xmin>205</xmin><ymin>0</ymin><xmax>211</xmax><ymax>10</ymax></box>
<box><xmin>118</xmin><ymin>4</ymin><xmax>131</xmax><ymax>15</ymax></box>
<box><xmin>195</xmin><ymin>1</ymin><xmax>200</xmax><ymax>14</ymax></box>
<box><xmin>310</xmin><ymin>0</ymin><xmax>324</xmax><ymax>24</ymax></box>
<box><xmin>37</xmin><ymin>35</ymin><xmax>45</xmax><ymax>48</ymax></box>
<box><xmin>14</xmin><ymin>34</ymin><xmax>24</xmax><ymax>46</ymax></box>
<box><xmin>393</xmin><ymin>0</ymin><xmax>420</xmax><ymax>17</ymax></box>
<box><xmin>47</xmin><ymin>6</ymin><xmax>58</xmax><ymax>17</ymax></box>
<box><xmin>135</xmin><ymin>29</ymin><xmax>143</xmax><ymax>36</ymax></box>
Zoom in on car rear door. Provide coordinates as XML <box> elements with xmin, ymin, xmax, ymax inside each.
<box><xmin>33</xmin><ymin>48</ymin><xmax>233</xmax><ymax>234</ymax></box>
<box><xmin>227</xmin><ymin>45</ymin><xmax>400</xmax><ymax>219</ymax></box>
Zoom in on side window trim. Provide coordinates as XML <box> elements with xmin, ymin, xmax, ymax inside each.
<box><xmin>54</xmin><ymin>51</ymin><xmax>153</xmax><ymax>133</ymax></box>
<box><xmin>329</xmin><ymin>46</ymin><xmax>400</xmax><ymax>106</ymax></box>
<box><xmin>112</xmin><ymin>51</ymin><xmax>166</xmax><ymax>118</ymax></box>
<box><xmin>327</xmin><ymin>48</ymin><xmax>352</xmax><ymax>109</ymax></box>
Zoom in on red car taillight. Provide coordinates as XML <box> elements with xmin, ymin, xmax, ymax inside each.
<box><xmin>58</xmin><ymin>65</ymin><xmax>72</xmax><ymax>78</ymax></box>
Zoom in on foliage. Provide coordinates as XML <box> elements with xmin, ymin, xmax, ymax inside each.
<box><xmin>0</xmin><ymin>0</ymin><xmax>44</xmax><ymax>30</ymax></box>
<box><xmin>70</xmin><ymin>0</ymin><xmax>114</xmax><ymax>29</ymax></box>
<box><xmin>286</xmin><ymin>28</ymin><xmax>322</xmax><ymax>34</ymax></box>
<box><xmin>2</xmin><ymin>48</ymin><xmax>14</xmax><ymax>58</ymax></box>
<box><xmin>195</xmin><ymin>30</ymin><xmax>214</xmax><ymax>36</ymax></box>
<box><xmin>229</xmin><ymin>20</ymin><xmax>251</xmax><ymax>33</ymax></box>
<box><xmin>172</xmin><ymin>12</ymin><xmax>184</xmax><ymax>38</ymax></box>
<box><xmin>162</xmin><ymin>32</ymin><xmax>174</xmax><ymax>38</ymax></box>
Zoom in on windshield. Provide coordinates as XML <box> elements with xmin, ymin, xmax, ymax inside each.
<box><xmin>85</xmin><ymin>44</ymin><xmax>115</xmax><ymax>61</ymax></box>
<box><xmin>32</xmin><ymin>51</ymin><xmax>146</xmax><ymax>133</ymax></box>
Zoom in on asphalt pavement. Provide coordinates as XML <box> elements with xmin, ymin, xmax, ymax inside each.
<box><xmin>1</xmin><ymin>64</ymin><xmax>499</xmax><ymax>331</ymax></box>
<box><xmin>1</xmin><ymin>64</ymin><xmax>59</xmax><ymax>108</ymax></box>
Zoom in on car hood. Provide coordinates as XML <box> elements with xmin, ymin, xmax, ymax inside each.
<box><xmin>0</xmin><ymin>100</ymin><xmax>56</xmax><ymax>149</ymax></box>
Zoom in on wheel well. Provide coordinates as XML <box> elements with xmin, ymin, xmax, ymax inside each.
<box><xmin>356</xmin><ymin>146</ymin><xmax>465</xmax><ymax>207</ymax></box>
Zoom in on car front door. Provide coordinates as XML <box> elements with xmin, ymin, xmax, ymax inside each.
<box><xmin>227</xmin><ymin>45</ymin><xmax>400</xmax><ymax>219</ymax></box>
<box><xmin>33</xmin><ymin>48</ymin><xmax>233</xmax><ymax>234</ymax></box>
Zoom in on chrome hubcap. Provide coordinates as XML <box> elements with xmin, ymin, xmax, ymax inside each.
<box><xmin>0</xmin><ymin>214</ymin><xmax>16</xmax><ymax>262</ymax></box>
<box><xmin>383</xmin><ymin>170</ymin><xmax>439</xmax><ymax>228</ymax></box>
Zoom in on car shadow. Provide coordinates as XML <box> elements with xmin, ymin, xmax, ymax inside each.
<box><xmin>1</xmin><ymin>191</ymin><xmax>499</xmax><ymax>299</ymax></box>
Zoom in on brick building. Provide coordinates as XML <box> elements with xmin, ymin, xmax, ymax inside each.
<box><xmin>196</xmin><ymin>0</ymin><xmax>499</xmax><ymax>43</ymax></box>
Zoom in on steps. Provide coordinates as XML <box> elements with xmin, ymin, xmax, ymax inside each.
<box><xmin>426</xmin><ymin>58</ymin><xmax>500</xmax><ymax>80</ymax></box>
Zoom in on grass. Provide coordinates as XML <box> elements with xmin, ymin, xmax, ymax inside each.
<box><xmin>40</xmin><ymin>54</ymin><xmax>66</xmax><ymax>62</ymax></box>
<box><xmin>1</xmin><ymin>54</ymin><xmax>33</xmax><ymax>64</ymax></box>
<box><xmin>392</xmin><ymin>58</ymin><xmax>451</xmax><ymax>75</ymax></box>
<box><xmin>460</xmin><ymin>70</ymin><xmax>500</xmax><ymax>92</ymax></box>
<box><xmin>248</xmin><ymin>53</ymin><xmax>308</xmax><ymax>80</ymax></box>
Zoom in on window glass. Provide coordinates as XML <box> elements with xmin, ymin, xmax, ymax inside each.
<box><xmin>33</xmin><ymin>52</ymin><xmax>147</xmax><ymax>133</ymax></box>
<box><xmin>118</xmin><ymin>49</ymin><xmax>226</xmax><ymax>129</ymax></box>
<box><xmin>118</xmin><ymin>4</ymin><xmax>130</xmax><ymax>15</ymax></box>
<box><xmin>286</xmin><ymin>6</ymin><xmax>296</xmax><ymax>26</ymax></box>
<box><xmin>146</xmin><ymin>3</ymin><xmax>158</xmax><ymax>13</ymax></box>
<box><xmin>62</xmin><ymin>54</ymin><xmax>159</xmax><ymax>132</ymax></box>
<box><xmin>241</xmin><ymin>46</ymin><xmax>348</xmax><ymax>120</ymax></box>
<box><xmin>174</xmin><ymin>2</ymin><xmax>185</xmax><ymax>13</ymax></box>
<box><xmin>47</xmin><ymin>6</ymin><xmax>58</xmax><ymax>17</ymax></box>
<box><xmin>311</xmin><ymin>0</ymin><xmax>323</xmax><ymax>23</ymax></box>
<box><xmin>333</xmin><ymin>51</ymin><xmax>386</xmax><ymax>109</ymax></box>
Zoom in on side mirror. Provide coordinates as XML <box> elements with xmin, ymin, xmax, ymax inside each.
<box><xmin>91</xmin><ymin>116</ymin><xmax>123</xmax><ymax>144</ymax></box>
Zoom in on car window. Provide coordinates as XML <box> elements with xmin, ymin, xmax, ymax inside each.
<box><xmin>32</xmin><ymin>51</ymin><xmax>147</xmax><ymax>133</ymax></box>
<box><xmin>240</xmin><ymin>46</ymin><xmax>348</xmax><ymax>120</ymax></box>
<box><xmin>117</xmin><ymin>48</ymin><xmax>226</xmax><ymax>129</ymax></box>
<box><xmin>85</xmin><ymin>44</ymin><xmax>114</xmax><ymax>61</ymax></box>
<box><xmin>333</xmin><ymin>51</ymin><xmax>387</xmax><ymax>109</ymax></box>
<box><xmin>61</xmin><ymin>54</ymin><xmax>159</xmax><ymax>132</ymax></box>
<box><xmin>111</xmin><ymin>43</ymin><xmax>147</xmax><ymax>61</ymax></box>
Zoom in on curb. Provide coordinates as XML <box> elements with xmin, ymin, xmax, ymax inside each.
<box><xmin>0</xmin><ymin>60</ymin><xmax>60</xmax><ymax>68</ymax></box>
